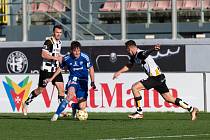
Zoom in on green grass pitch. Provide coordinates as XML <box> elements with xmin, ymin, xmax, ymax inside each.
<box><xmin>0</xmin><ymin>112</ymin><xmax>210</xmax><ymax>140</ymax></box>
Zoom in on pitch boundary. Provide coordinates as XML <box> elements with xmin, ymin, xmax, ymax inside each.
<box><xmin>99</xmin><ymin>133</ymin><xmax>210</xmax><ymax>140</ymax></box>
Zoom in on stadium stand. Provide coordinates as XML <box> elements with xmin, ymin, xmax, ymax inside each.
<box><xmin>48</xmin><ymin>0</ymin><xmax>65</xmax><ymax>12</ymax></box>
<box><xmin>112</xmin><ymin>2</ymin><xmax>121</xmax><ymax>11</ymax></box>
<box><xmin>139</xmin><ymin>1</ymin><xmax>150</xmax><ymax>10</ymax></box>
<box><xmin>29</xmin><ymin>0</ymin><xmax>66</xmax><ymax>13</ymax></box>
<box><xmin>183</xmin><ymin>0</ymin><xmax>198</xmax><ymax>10</ymax></box>
<box><xmin>36</xmin><ymin>1</ymin><xmax>49</xmax><ymax>12</ymax></box>
<box><xmin>1</xmin><ymin>0</ymin><xmax>210</xmax><ymax>41</ymax></box>
<box><xmin>126</xmin><ymin>2</ymin><xmax>143</xmax><ymax>11</ymax></box>
<box><xmin>99</xmin><ymin>0</ymin><xmax>115</xmax><ymax>12</ymax></box>
<box><xmin>30</xmin><ymin>1</ymin><xmax>38</xmax><ymax>12</ymax></box>
<box><xmin>204</xmin><ymin>0</ymin><xmax>210</xmax><ymax>9</ymax></box>
<box><xmin>98</xmin><ymin>0</ymin><xmax>210</xmax><ymax>11</ymax></box>
<box><xmin>153</xmin><ymin>0</ymin><xmax>171</xmax><ymax>10</ymax></box>
<box><xmin>176</xmin><ymin>0</ymin><xmax>184</xmax><ymax>10</ymax></box>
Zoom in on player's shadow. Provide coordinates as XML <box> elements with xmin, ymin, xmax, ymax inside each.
<box><xmin>86</xmin><ymin>117</ymin><xmax>190</xmax><ymax>121</ymax></box>
<box><xmin>88</xmin><ymin>118</ymin><xmax>129</xmax><ymax>121</ymax></box>
<box><xmin>0</xmin><ymin>116</ymin><xmax>191</xmax><ymax>121</ymax></box>
<box><xmin>0</xmin><ymin>115</ymin><xmax>51</xmax><ymax>121</ymax></box>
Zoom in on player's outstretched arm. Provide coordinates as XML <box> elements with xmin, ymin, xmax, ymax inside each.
<box><xmin>139</xmin><ymin>44</ymin><xmax>160</xmax><ymax>59</ymax></box>
<box><xmin>89</xmin><ymin>66</ymin><xmax>96</xmax><ymax>89</ymax></box>
<box><xmin>113</xmin><ymin>63</ymin><xmax>133</xmax><ymax>80</ymax></box>
<box><xmin>44</xmin><ymin>67</ymin><xmax>62</xmax><ymax>85</ymax></box>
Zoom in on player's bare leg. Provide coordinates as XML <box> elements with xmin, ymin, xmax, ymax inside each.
<box><xmin>78</xmin><ymin>99</ymin><xmax>87</xmax><ymax>111</ymax></box>
<box><xmin>22</xmin><ymin>87</ymin><xmax>43</xmax><ymax>116</ymax></box>
<box><xmin>191</xmin><ymin>107</ymin><xmax>199</xmax><ymax>121</ymax></box>
<box><xmin>161</xmin><ymin>92</ymin><xmax>199</xmax><ymax>121</ymax></box>
<box><xmin>55</xmin><ymin>82</ymin><xmax>65</xmax><ymax>103</ymax></box>
<box><xmin>70</xmin><ymin>99</ymin><xmax>87</xmax><ymax>119</ymax></box>
<box><xmin>128</xmin><ymin>81</ymin><xmax>144</xmax><ymax>119</ymax></box>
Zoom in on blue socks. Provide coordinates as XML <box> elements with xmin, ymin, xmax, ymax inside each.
<box><xmin>55</xmin><ymin>98</ymin><xmax>69</xmax><ymax>115</ymax></box>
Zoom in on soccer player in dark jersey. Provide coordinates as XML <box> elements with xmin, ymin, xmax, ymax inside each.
<box><xmin>44</xmin><ymin>41</ymin><xmax>96</xmax><ymax>121</ymax></box>
<box><xmin>113</xmin><ymin>40</ymin><xmax>198</xmax><ymax>121</ymax></box>
<box><xmin>22</xmin><ymin>25</ymin><xmax>65</xmax><ymax>116</ymax></box>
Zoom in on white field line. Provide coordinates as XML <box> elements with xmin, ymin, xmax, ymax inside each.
<box><xmin>98</xmin><ymin>133</ymin><xmax>210</xmax><ymax>140</ymax></box>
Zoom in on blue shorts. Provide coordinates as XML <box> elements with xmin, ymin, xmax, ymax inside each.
<box><xmin>65</xmin><ymin>79</ymin><xmax>88</xmax><ymax>100</ymax></box>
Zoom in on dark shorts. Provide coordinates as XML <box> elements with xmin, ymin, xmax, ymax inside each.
<box><xmin>38</xmin><ymin>69</ymin><xmax>64</xmax><ymax>87</ymax></box>
<box><xmin>140</xmin><ymin>74</ymin><xmax>169</xmax><ymax>94</ymax></box>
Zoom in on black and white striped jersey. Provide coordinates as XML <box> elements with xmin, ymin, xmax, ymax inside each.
<box><xmin>129</xmin><ymin>48</ymin><xmax>161</xmax><ymax>77</ymax></box>
<box><xmin>40</xmin><ymin>37</ymin><xmax>62</xmax><ymax>72</ymax></box>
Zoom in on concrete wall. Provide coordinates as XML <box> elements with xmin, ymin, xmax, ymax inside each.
<box><xmin>186</xmin><ymin>45</ymin><xmax>210</xmax><ymax>72</ymax></box>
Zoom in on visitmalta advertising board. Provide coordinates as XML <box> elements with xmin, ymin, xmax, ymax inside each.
<box><xmin>0</xmin><ymin>73</ymin><xmax>204</xmax><ymax>113</ymax></box>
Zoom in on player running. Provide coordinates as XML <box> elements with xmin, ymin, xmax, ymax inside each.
<box><xmin>113</xmin><ymin>40</ymin><xmax>198</xmax><ymax>121</ymax></box>
<box><xmin>44</xmin><ymin>41</ymin><xmax>96</xmax><ymax>121</ymax></box>
<box><xmin>22</xmin><ymin>25</ymin><xmax>65</xmax><ymax>116</ymax></box>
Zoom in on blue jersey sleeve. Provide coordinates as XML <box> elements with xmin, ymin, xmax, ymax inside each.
<box><xmin>60</xmin><ymin>54</ymin><xmax>69</xmax><ymax>69</ymax></box>
<box><xmin>81</xmin><ymin>52</ymin><xmax>93</xmax><ymax>69</ymax></box>
<box><xmin>87</xmin><ymin>59</ymin><xmax>93</xmax><ymax>69</ymax></box>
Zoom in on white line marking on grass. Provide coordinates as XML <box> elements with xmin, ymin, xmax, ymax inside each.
<box><xmin>99</xmin><ymin>133</ymin><xmax>210</xmax><ymax>140</ymax></box>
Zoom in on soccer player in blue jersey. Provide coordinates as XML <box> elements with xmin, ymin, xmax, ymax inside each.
<box><xmin>44</xmin><ymin>41</ymin><xmax>96</xmax><ymax>121</ymax></box>
<box><xmin>113</xmin><ymin>40</ymin><xmax>198</xmax><ymax>120</ymax></box>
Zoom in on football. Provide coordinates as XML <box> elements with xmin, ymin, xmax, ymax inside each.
<box><xmin>76</xmin><ymin>110</ymin><xmax>88</xmax><ymax>121</ymax></box>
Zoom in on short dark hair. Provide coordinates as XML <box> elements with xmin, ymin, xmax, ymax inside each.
<box><xmin>71</xmin><ymin>41</ymin><xmax>81</xmax><ymax>51</ymax></box>
<box><xmin>125</xmin><ymin>40</ymin><xmax>136</xmax><ymax>49</ymax></box>
<box><xmin>53</xmin><ymin>25</ymin><xmax>63</xmax><ymax>32</ymax></box>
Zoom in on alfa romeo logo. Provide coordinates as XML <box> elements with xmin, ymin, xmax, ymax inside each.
<box><xmin>109</xmin><ymin>52</ymin><xmax>117</xmax><ymax>63</ymax></box>
<box><xmin>6</xmin><ymin>51</ymin><xmax>28</xmax><ymax>73</ymax></box>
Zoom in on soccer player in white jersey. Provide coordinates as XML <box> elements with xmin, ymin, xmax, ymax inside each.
<box><xmin>113</xmin><ymin>40</ymin><xmax>198</xmax><ymax>120</ymax></box>
<box><xmin>22</xmin><ymin>25</ymin><xmax>65</xmax><ymax>116</ymax></box>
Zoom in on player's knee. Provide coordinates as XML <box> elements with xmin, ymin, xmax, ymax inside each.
<box><xmin>66</xmin><ymin>93</ymin><xmax>74</xmax><ymax>101</ymax></box>
<box><xmin>79</xmin><ymin>105</ymin><xmax>86</xmax><ymax>110</ymax></box>
<box><xmin>78</xmin><ymin>98</ymin><xmax>87</xmax><ymax>109</ymax></box>
<box><xmin>162</xmin><ymin>92</ymin><xmax>175</xmax><ymax>103</ymax></box>
<box><xmin>131</xmin><ymin>83</ymin><xmax>142</xmax><ymax>92</ymax></box>
<box><xmin>79</xmin><ymin>102</ymin><xmax>86</xmax><ymax>110</ymax></box>
<box><xmin>131</xmin><ymin>84</ymin><xmax>137</xmax><ymax>91</ymax></box>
